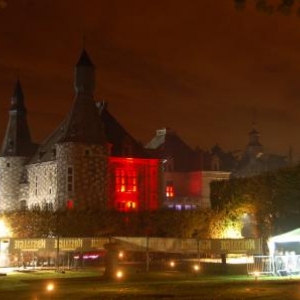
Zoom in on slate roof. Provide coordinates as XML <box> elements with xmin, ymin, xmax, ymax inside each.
<box><xmin>98</xmin><ymin>102</ymin><xmax>152</xmax><ymax>158</ymax></box>
<box><xmin>18</xmin><ymin>49</ymin><xmax>155</xmax><ymax>164</ymax></box>
<box><xmin>1</xmin><ymin>80</ymin><xmax>37</xmax><ymax>157</ymax></box>
<box><xmin>146</xmin><ymin>128</ymin><xmax>202</xmax><ymax>172</ymax></box>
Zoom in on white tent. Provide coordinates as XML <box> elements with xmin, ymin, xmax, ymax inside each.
<box><xmin>268</xmin><ymin>228</ymin><xmax>300</xmax><ymax>256</ymax></box>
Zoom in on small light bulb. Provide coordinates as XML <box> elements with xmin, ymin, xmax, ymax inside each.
<box><xmin>46</xmin><ymin>283</ymin><xmax>54</xmax><ymax>292</ymax></box>
<box><xmin>116</xmin><ymin>270</ymin><xmax>123</xmax><ymax>279</ymax></box>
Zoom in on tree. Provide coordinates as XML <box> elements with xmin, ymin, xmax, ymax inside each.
<box><xmin>234</xmin><ymin>0</ymin><xmax>300</xmax><ymax>16</ymax></box>
<box><xmin>208</xmin><ymin>196</ymin><xmax>258</xmax><ymax>239</ymax></box>
<box><xmin>211</xmin><ymin>164</ymin><xmax>300</xmax><ymax>238</ymax></box>
<box><xmin>3</xmin><ymin>209</ymin><xmax>56</xmax><ymax>238</ymax></box>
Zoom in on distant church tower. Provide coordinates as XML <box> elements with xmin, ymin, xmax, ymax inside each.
<box><xmin>245</xmin><ymin>111</ymin><xmax>263</xmax><ymax>159</ymax></box>
<box><xmin>245</xmin><ymin>128</ymin><xmax>263</xmax><ymax>159</ymax></box>
<box><xmin>0</xmin><ymin>80</ymin><xmax>36</xmax><ymax>211</ymax></box>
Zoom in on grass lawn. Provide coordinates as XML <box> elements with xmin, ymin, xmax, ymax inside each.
<box><xmin>1</xmin><ymin>268</ymin><xmax>300</xmax><ymax>299</ymax></box>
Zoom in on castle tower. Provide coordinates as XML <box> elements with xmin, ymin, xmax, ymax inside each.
<box><xmin>61</xmin><ymin>49</ymin><xmax>103</xmax><ymax>144</ymax></box>
<box><xmin>0</xmin><ymin>80</ymin><xmax>36</xmax><ymax>211</ymax></box>
<box><xmin>55</xmin><ymin>49</ymin><xmax>108</xmax><ymax>210</ymax></box>
<box><xmin>1</xmin><ymin>80</ymin><xmax>35</xmax><ymax>156</ymax></box>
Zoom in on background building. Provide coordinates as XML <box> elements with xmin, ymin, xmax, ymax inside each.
<box><xmin>146</xmin><ymin>127</ymin><xmax>230</xmax><ymax>209</ymax></box>
<box><xmin>231</xmin><ymin>126</ymin><xmax>288</xmax><ymax>178</ymax></box>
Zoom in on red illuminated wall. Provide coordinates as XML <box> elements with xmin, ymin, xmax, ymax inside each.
<box><xmin>108</xmin><ymin>157</ymin><xmax>161</xmax><ymax>211</ymax></box>
<box><xmin>163</xmin><ymin>171</ymin><xmax>203</xmax><ymax>197</ymax></box>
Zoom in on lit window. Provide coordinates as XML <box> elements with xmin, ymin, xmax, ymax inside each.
<box><xmin>175</xmin><ymin>205</ymin><xmax>182</xmax><ymax>210</ymax></box>
<box><xmin>127</xmin><ymin>201</ymin><xmax>137</xmax><ymax>209</ymax></box>
<box><xmin>166</xmin><ymin>181</ymin><xmax>174</xmax><ymax>199</ymax></box>
<box><xmin>115</xmin><ymin>168</ymin><xmax>137</xmax><ymax>193</ymax></box>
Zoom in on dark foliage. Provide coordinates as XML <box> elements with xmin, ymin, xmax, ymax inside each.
<box><xmin>234</xmin><ymin>0</ymin><xmax>300</xmax><ymax>16</ymax></box>
<box><xmin>211</xmin><ymin>165</ymin><xmax>300</xmax><ymax>237</ymax></box>
<box><xmin>3</xmin><ymin>208</ymin><xmax>210</xmax><ymax>239</ymax></box>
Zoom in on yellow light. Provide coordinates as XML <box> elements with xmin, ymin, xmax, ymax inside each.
<box><xmin>222</xmin><ymin>227</ymin><xmax>242</xmax><ymax>239</ymax></box>
<box><xmin>118</xmin><ymin>251</ymin><xmax>124</xmax><ymax>259</ymax></box>
<box><xmin>46</xmin><ymin>283</ymin><xmax>55</xmax><ymax>292</ymax></box>
<box><xmin>127</xmin><ymin>202</ymin><xmax>136</xmax><ymax>208</ymax></box>
<box><xmin>193</xmin><ymin>264</ymin><xmax>200</xmax><ymax>272</ymax></box>
<box><xmin>0</xmin><ymin>219</ymin><xmax>11</xmax><ymax>237</ymax></box>
<box><xmin>116</xmin><ymin>270</ymin><xmax>123</xmax><ymax>279</ymax></box>
<box><xmin>170</xmin><ymin>261</ymin><xmax>175</xmax><ymax>268</ymax></box>
<box><xmin>253</xmin><ymin>270</ymin><xmax>260</xmax><ymax>278</ymax></box>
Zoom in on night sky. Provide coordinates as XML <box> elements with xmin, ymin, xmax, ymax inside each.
<box><xmin>0</xmin><ymin>0</ymin><xmax>300</xmax><ymax>159</ymax></box>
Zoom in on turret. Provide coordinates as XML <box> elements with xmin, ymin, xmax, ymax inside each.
<box><xmin>61</xmin><ymin>49</ymin><xmax>104</xmax><ymax>144</ymax></box>
<box><xmin>0</xmin><ymin>80</ymin><xmax>35</xmax><ymax>211</ymax></box>
<box><xmin>55</xmin><ymin>49</ymin><xmax>108</xmax><ymax>210</ymax></box>
<box><xmin>1</xmin><ymin>80</ymin><xmax>35</xmax><ymax>157</ymax></box>
<box><xmin>74</xmin><ymin>49</ymin><xmax>95</xmax><ymax>95</ymax></box>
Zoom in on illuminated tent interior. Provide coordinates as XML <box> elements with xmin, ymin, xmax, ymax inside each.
<box><xmin>268</xmin><ymin>228</ymin><xmax>300</xmax><ymax>256</ymax></box>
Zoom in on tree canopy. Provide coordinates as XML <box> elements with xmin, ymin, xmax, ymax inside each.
<box><xmin>234</xmin><ymin>0</ymin><xmax>300</xmax><ymax>16</ymax></box>
<box><xmin>211</xmin><ymin>165</ymin><xmax>300</xmax><ymax>238</ymax></box>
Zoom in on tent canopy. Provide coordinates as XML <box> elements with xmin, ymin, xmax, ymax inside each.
<box><xmin>268</xmin><ymin>228</ymin><xmax>300</xmax><ymax>255</ymax></box>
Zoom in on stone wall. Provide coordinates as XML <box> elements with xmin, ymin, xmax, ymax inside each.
<box><xmin>56</xmin><ymin>142</ymin><xmax>108</xmax><ymax>210</ymax></box>
<box><xmin>0</xmin><ymin>157</ymin><xmax>28</xmax><ymax>211</ymax></box>
<box><xmin>26</xmin><ymin>161</ymin><xmax>57</xmax><ymax>209</ymax></box>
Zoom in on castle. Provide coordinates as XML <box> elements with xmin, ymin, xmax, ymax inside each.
<box><xmin>0</xmin><ymin>49</ymin><xmax>286</xmax><ymax>213</ymax></box>
<box><xmin>0</xmin><ymin>50</ymin><xmax>163</xmax><ymax>212</ymax></box>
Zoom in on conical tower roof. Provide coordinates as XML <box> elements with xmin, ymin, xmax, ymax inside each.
<box><xmin>76</xmin><ymin>49</ymin><xmax>94</xmax><ymax>67</ymax></box>
<box><xmin>60</xmin><ymin>49</ymin><xmax>104</xmax><ymax>144</ymax></box>
<box><xmin>1</xmin><ymin>80</ymin><xmax>36</xmax><ymax>156</ymax></box>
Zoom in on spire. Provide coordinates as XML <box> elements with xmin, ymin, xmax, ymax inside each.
<box><xmin>10</xmin><ymin>79</ymin><xmax>25</xmax><ymax>112</ymax></box>
<box><xmin>61</xmin><ymin>49</ymin><xmax>104</xmax><ymax>144</ymax></box>
<box><xmin>246</xmin><ymin>112</ymin><xmax>263</xmax><ymax>158</ymax></box>
<box><xmin>76</xmin><ymin>48</ymin><xmax>94</xmax><ymax>67</ymax></box>
<box><xmin>74</xmin><ymin>48</ymin><xmax>95</xmax><ymax>95</ymax></box>
<box><xmin>1</xmin><ymin>80</ymin><xmax>35</xmax><ymax>156</ymax></box>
